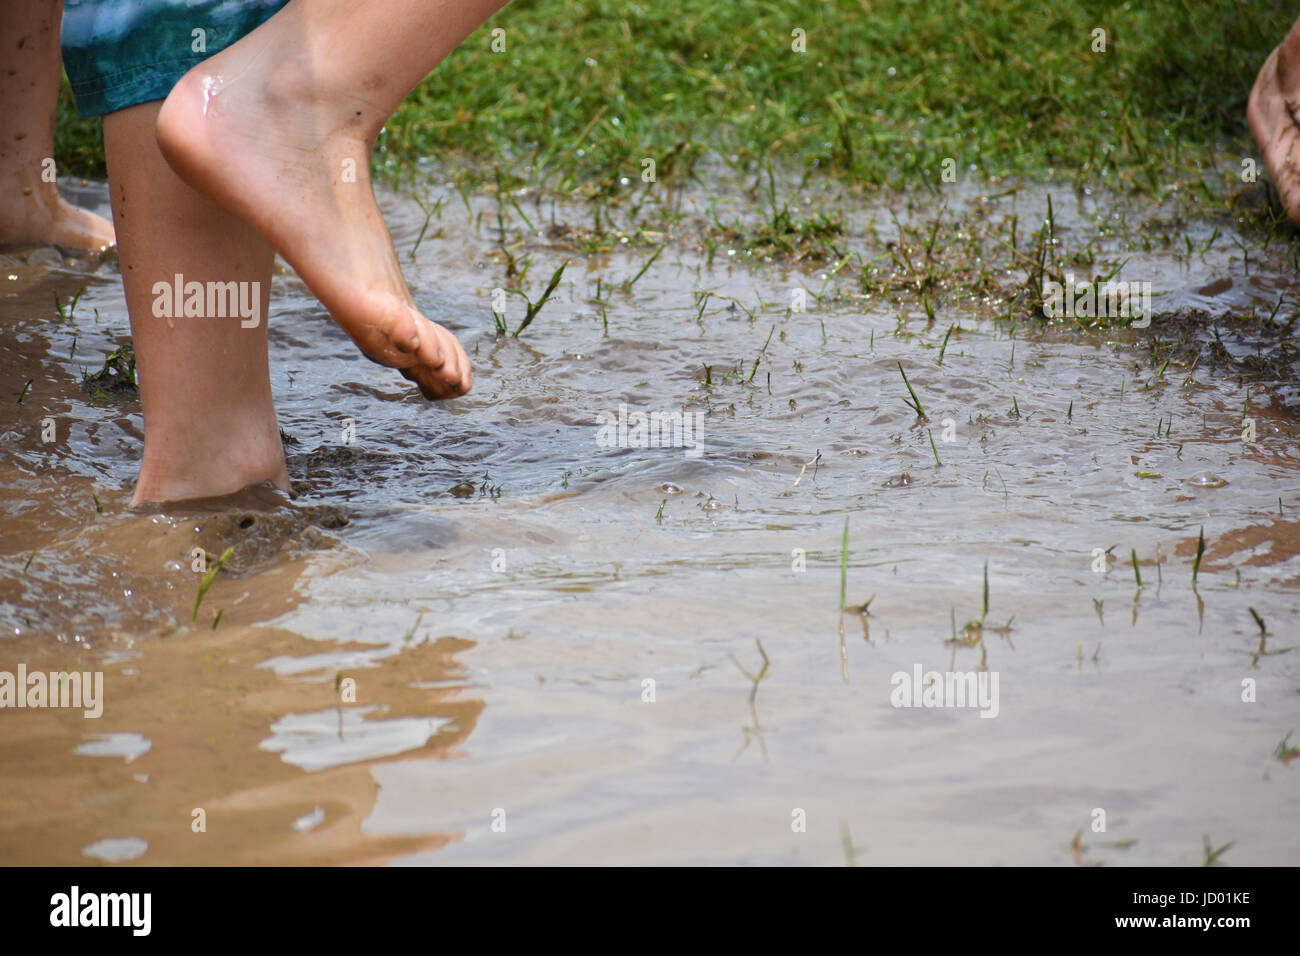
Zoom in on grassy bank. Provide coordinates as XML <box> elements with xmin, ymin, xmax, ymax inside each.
<box><xmin>52</xmin><ymin>0</ymin><xmax>1300</xmax><ymax>345</ymax></box>
<box><xmin>386</xmin><ymin>0</ymin><xmax>1292</xmax><ymax>194</ymax></box>
<box><xmin>57</xmin><ymin>0</ymin><xmax>1293</xmax><ymax>193</ymax></box>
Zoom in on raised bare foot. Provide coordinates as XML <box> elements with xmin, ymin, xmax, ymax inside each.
<box><xmin>155</xmin><ymin>44</ymin><xmax>472</xmax><ymax>400</ymax></box>
<box><xmin>1248</xmin><ymin>20</ymin><xmax>1300</xmax><ymax>227</ymax></box>
<box><xmin>0</xmin><ymin>179</ymin><xmax>116</xmax><ymax>251</ymax></box>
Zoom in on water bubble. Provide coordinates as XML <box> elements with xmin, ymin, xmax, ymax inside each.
<box><xmin>658</xmin><ymin>483</ymin><xmax>684</xmax><ymax>495</ymax></box>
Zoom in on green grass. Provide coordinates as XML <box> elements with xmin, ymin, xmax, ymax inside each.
<box><xmin>1201</xmin><ymin>834</ymin><xmax>1234</xmax><ymax>867</ymax></box>
<box><xmin>192</xmin><ymin>546</ymin><xmax>233</xmax><ymax>625</ymax></box>
<box><xmin>48</xmin><ymin>2</ymin><xmax>1300</xmax><ymax>348</ymax></box>
<box><xmin>1193</xmin><ymin>525</ymin><xmax>1206</xmax><ymax>585</ymax></box>
<box><xmin>53</xmin><ymin>75</ymin><xmax>106</xmax><ymax>179</ymax></box>
<box><xmin>1275</xmin><ymin>730</ymin><xmax>1299</xmax><ymax>764</ymax></box>
<box><xmin>56</xmin><ymin>0</ymin><xmax>1295</xmax><ymax>197</ymax></box>
<box><xmin>379</xmin><ymin>0</ymin><xmax>1291</xmax><ymax>192</ymax></box>
<box><xmin>82</xmin><ymin>341</ymin><xmax>138</xmax><ymax>400</ymax></box>
<box><xmin>897</xmin><ymin>362</ymin><xmax>927</xmax><ymax>419</ymax></box>
<box><xmin>505</xmin><ymin>260</ymin><xmax>568</xmax><ymax>337</ymax></box>
<box><xmin>982</xmin><ymin>561</ymin><xmax>989</xmax><ymax>623</ymax></box>
<box><xmin>937</xmin><ymin>324</ymin><xmax>954</xmax><ymax>365</ymax></box>
<box><xmin>839</xmin><ymin>516</ymin><xmax>849</xmax><ymax>609</ymax></box>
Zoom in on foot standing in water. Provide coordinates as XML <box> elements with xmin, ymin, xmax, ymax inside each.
<box><xmin>56</xmin><ymin>0</ymin><xmax>508</xmax><ymax>504</ymax></box>
<box><xmin>0</xmin><ymin>1</ymin><xmax>115</xmax><ymax>250</ymax></box>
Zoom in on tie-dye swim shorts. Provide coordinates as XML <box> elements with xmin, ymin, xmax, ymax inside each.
<box><xmin>61</xmin><ymin>0</ymin><xmax>289</xmax><ymax>117</ymax></box>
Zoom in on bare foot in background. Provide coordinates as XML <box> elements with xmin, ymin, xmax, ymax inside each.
<box><xmin>0</xmin><ymin>0</ymin><xmax>115</xmax><ymax>251</ymax></box>
<box><xmin>1248</xmin><ymin>17</ymin><xmax>1300</xmax><ymax>227</ymax></box>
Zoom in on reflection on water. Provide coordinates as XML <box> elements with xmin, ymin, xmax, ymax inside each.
<box><xmin>75</xmin><ymin>732</ymin><xmax>152</xmax><ymax>763</ymax></box>
<box><xmin>1</xmin><ymin>176</ymin><xmax>1299</xmax><ymax>865</ymax></box>
<box><xmin>261</xmin><ymin>707</ymin><xmax>454</xmax><ymax>772</ymax></box>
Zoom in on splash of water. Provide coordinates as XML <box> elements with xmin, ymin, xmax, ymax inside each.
<box><xmin>200</xmin><ymin>74</ymin><xmax>226</xmax><ymax>117</ymax></box>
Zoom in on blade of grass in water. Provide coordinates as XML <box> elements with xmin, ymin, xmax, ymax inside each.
<box><xmin>513</xmin><ymin>261</ymin><xmax>568</xmax><ymax>337</ymax></box>
<box><xmin>897</xmin><ymin>362</ymin><xmax>926</xmax><ymax>419</ymax></box>
<box><xmin>193</xmin><ymin>547</ymin><xmax>233</xmax><ymax>625</ymax></box>
<box><xmin>937</xmin><ymin>324</ymin><xmax>954</xmax><ymax>365</ymax></box>
<box><xmin>1193</xmin><ymin>526</ymin><xmax>1205</xmax><ymax>585</ymax></box>
<box><xmin>840</xmin><ymin>517</ymin><xmax>849</xmax><ymax>609</ymax></box>
<box><xmin>1248</xmin><ymin>607</ymin><xmax>1266</xmax><ymax>635</ymax></box>
<box><xmin>625</xmin><ymin>244</ymin><xmax>665</xmax><ymax>291</ymax></box>
<box><xmin>982</xmin><ymin>561</ymin><xmax>989</xmax><ymax>622</ymax></box>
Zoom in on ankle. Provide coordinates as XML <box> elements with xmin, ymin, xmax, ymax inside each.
<box><xmin>257</xmin><ymin>53</ymin><xmax>384</xmax><ymax>144</ymax></box>
<box><xmin>134</xmin><ymin>450</ymin><xmax>289</xmax><ymax>505</ymax></box>
<box><xmin>134</xmin><ymin>413</ymin><xmax>288</xmax><ymax>504</ymax></box>
<box><xmin>0</xmin><ymin>176</ymin><xmax>56</xmax><ymax>219</ymax></box>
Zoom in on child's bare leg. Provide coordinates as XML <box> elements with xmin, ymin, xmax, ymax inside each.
<box><xmin>0</xmin><ymin>0</ymin><xmax>115</xmax><ymax>250</ymax></box>
<box><xmin>104</xmin><ymin>102</ymin><xmax>287</xmax><ymax>506</ymax></box>
<box><xmin>155</xmin><ymin>0</ymin><xmax>509</xmax><ymax>401</ymax></box>
<box><xmin>1249</xmin><ymin>15</ymin><xmax>1300</xmax><ymax>226</ymax></box>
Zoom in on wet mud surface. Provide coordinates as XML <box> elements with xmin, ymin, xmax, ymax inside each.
<box><xmin>2</xmin><ymin>176</ymin><xmax>1298</xmax><ymax>864</ymax></box>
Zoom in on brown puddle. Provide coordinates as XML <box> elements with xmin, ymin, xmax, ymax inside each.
<box><xmin>0</xmin><ymin>624</ymin><xmax>479</xmax><ymax>864</ymax></box>
<box><xmin>2</xmin><ymin>175</ymin><xmax>1300</xmax><ymax>865</ymax></box>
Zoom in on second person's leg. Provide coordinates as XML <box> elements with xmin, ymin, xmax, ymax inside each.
<box><xmin>0</xmin><ymin>0</ymin><xmax>115</xmax><ymax>250</ymax></box>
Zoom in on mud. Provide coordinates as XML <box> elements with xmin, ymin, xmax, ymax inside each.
<box><xmin>1</xmin><ymin>175</ymin><xmax>1298</xmax><ymax>865</ymax></box>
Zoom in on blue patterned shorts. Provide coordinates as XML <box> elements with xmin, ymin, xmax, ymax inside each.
<box><xmin>61</xmin><ymin>0</ymin><xmax>289</xmax><ymax>116</ymax></box>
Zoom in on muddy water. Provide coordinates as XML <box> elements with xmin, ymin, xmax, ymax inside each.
<box><xmin>2</xmin><ymin>176</ymin><xmax>1298</xmax><ymax>865</ymax></box>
